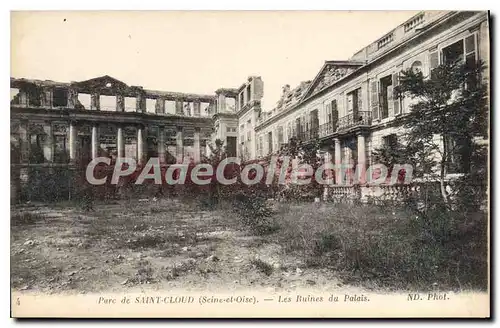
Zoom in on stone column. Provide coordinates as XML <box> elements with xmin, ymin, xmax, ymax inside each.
<box><xmin>117</xmin><ymin>126</ymin><xmax>124</xmax><ymax>158</ymax></box>
<box><xmin>91</xmin><ymin>93</ymin><xmax>100</xmax><ymax>110</ymax></box>
<box><xmin>69</xmin><ymin>122</ymin><xmax>78</xmax><ymax>162</ymax></box>
<box><xmin>194</xmin><ymin>128</ymin><xmax>201</xmax><ymax>163</ymax></box>
<box><xmin>334</xmin><ymin>138</ymin><xmax>341</xmax><ymax>185</ymax></box>
<box><xmin>43</xmin><ymin>123</ymin><xmax>53</xmax><ymax>162</ymax></box>
<box><xmin>41</xmin><ymin>88</ymin><xmax>53</xmax><ymax>108</ymax></box>
<box><xmin>19</xmin><ymin>91</ymin><xmax>28</xmax><ymax>107</ymax></box>
<box><xmin>176</xmin><ymin>126</ymin><xmax>184</xmax><ymax>163</ymax></box>
<box><xmin>323</xmin><ymin>150</ymin><xmax>333</xmax><ymax>200</ymax></box>
<box><xmin>175</xmin><ymin>100</ymin><xmax>184</xmax><ymax>115</ymax></box>
<box><xmin>357</xmin><ymin>133</ymin><xmax>367</xmax><ymax>184</ymax></box>
<box><xmin>155</xmin><ymin>98</ymin><xmax>165</xmax><ymax>115</ymax></box>
<box><xmin>137</xmin><ymin>126</ymin><xmax>145</xmax><ymax>165</ymax></box>
<box><xmin>158</xmin><ymin>126</ymin><xmax>166</xmax><ymax>163</ymax></box>
<box><xmin>91</xmin><ymin>125</ymin><xmax>99</xmax><ymax>159</ymax></box>
<box><xmin>19</xmin><ymin>121</ymin><xmax>28</xmax><ymax>163</ymax></box>
<box><xmin>193</xmin><ymin>101</ymin><xmax>201</xmax><ymax>117</ymax></box>
<box><xmin>334</xmin><ymin>138</ymin><xmax>341</xmax><ymax>165</ymax></box>
<box><xmin>68</xmin><ymin>88</ymin><xmax>78</xmax><ymax>108</ymax></box>
<box><xmin>136</xmin><ymin>94</ymin><xmax>145</xmax><ymax>113</ymax></box>
<box><xmin>217</xmin><ymin>93</ymin><xmax>226</xmax><ymax>113</ymax></box>
<box><xmin>116</xmin><ymin>94</ymin><xmax>124</xmax><ymax>112</ymax></box>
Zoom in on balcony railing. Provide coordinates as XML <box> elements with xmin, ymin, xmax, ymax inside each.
<box><xmin>338</xmin><ymin>111</ymin><xmax>372</xmax><ymax>131</ymax></box>
<box><xmin>318</xmin><ymin>111</ymin><xmax>372</xmax><ymax>137</ymax></box>
<box><xmin>297</xmin><ymin>127</ymin><xmax>319</xmax><ymax>142</ymax></box>
<box><xmin>319</xmin><ymin>122</ymin><xmax>337</xmax><ymax>138</ymax></box>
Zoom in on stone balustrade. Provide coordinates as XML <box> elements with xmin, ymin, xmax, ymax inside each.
<box><xmin>326</xmin><ymin>182</ymin><xmax>446</xmax><ymax>205</ymax></box>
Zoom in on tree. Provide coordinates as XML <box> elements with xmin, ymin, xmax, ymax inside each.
<box><xmin>382</xmin><ymin>60</ymin><xmax>488</xmax><ymax>209</ymax></box>
<box><xmin>201</xmin><ymin>138</ymin><xmax>228</xmax><ymax>206</ymax></box>
<box><xmin>275</xmin><ymin>136</ymin><xmax>324</xmax><ymax>201</ymax></box>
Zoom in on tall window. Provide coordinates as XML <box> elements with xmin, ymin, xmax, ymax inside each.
<box><xmin>346</xmin><ymin>92</ymin><xmax>354</xmax><ymax>113</ymax></box>
<box><xmin>100</xmin><ymin>95</ymin><xmax>116</xmax><ymax>111</ymax></box>
<box><xmin>331</xmin><ymin>99</ymin><xmax>338</xmax><ymax>129</ymax></box>
<box><xmin>52</xmin><ymin>88</ymin><xmax>68</xmax><ymax>107</ymax></box>
<box><xmin>383</xmin><ymin>134</ymin><xmax>398</xmax><ymax>150</ymax></box>
<box><xmin>431</xmin><ymin>34</ymin><xmax>477</xmax><ymax>73</ymax></box>
<box><xmin>379</xmin><ymin>75</ymin><xmax>401</xmax><ymax>119</ymax></box>
<box><xmin>346</xmin><ymin>89</ymin><xmax>361</xmax><ymax>114</ymax></box>
<box><xmin>267</xmin><ymin>131</ymin><xmax>273</xmax><ymax>154</ymax></box>
<box><xmin>277</xmin><ymin>126</ymin><xmax>284</xmax><ymax>144</ymax></box>
<box><xmin>300</xmin><ymin>116</ymin><xmax>306</xmax><ymax>138</ymax></box>
<box><xmin>379</xmin><ymin>76</ymin><xmax>392</xmax><ymax>119</ymax></box>
<box><xmin>246</xmin><ymin>85</ymin><xmax>251</xmax><ymax>103</ymax></box>
<box><xmin>309</xmin><ymin>109</ymin><xmax>319</xmax><ymax>138</ymax></box>
<box><xmin>442</xmin><ymin>40</ymin><xmax>465</xmax><ymax>65</ymax></box>
<box><xmin>258</xmin><ymin>136</ymin><xmax>263</xmax><ymax>157</ymax></box>
<box><xmin>295</xmin><ymin>118</ymin><xmax>301</xmax><ymax>138</ymax></box>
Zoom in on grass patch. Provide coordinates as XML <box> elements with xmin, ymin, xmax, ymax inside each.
<box><xmin>11</xmin><ymin>212</ymin><xmax>45</xmax><ymax>226</ymax></box>
<box><xmin>128</xmin><ymin>235</ymin><xmax>166</xmax><ymax>249</ymax></box>
<box><xmin>272</xmin><ymin>202</ymin><xmax>488</xmax><ymax>291</ymax></box>
<box><xmin>251</xmin><ymin>259</ymin><xmax>274</xmax><ymax>276</ymax></box>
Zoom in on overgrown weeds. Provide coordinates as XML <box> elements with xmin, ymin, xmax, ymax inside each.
<box><xmin>273</xmin><ymin>202</ymin><xmax>487</xmax><ymax>291</ymax></box>
<box><xmin>251</xmin><ymin>258</ymin><xmax>274</xmax><ymax>276</ymax></box>
<box><xmin>11</xmin><ymin>212</ymin><xmax>45</xmax><ymax>226</ymax></box>
<box><xmin>231</xmin><ymin>191</ymin><xmax>279</xmax><ymax>235</ymax></box>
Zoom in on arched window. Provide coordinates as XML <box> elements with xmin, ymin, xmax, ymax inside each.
<box><xmin>411</xmin><ymin>60</ymin><xmax>423</xmax><ymax>74</ymax></box>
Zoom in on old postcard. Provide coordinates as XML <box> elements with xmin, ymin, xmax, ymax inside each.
<box><xmin>10</xmin><ymin>10</ymin><xmax>490</xmax><ymax>318</ymax></box>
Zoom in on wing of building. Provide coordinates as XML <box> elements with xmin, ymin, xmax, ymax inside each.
<box><xmin>248</xmin><ymin>11</ymin><xmax>489</xmax><ymax>167</ymax></box>
<box><xmin>10</xmin><ymin>10</ymin><xmax>489</xmax><ymax>202</ymax></box>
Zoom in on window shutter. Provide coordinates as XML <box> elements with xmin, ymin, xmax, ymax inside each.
<box><xmin>357</xmin><ymin>89</ymin><xmax>362</xmax><ymax>112</ymax></box>
<box><xmin>465</xmin><ymin>34</ymin><xmax>476</xmax><ymax>55</ymax></box>
<box><xmin>274</xmin><ymin>127</ymin><xmax>278</xmax><ymax>150</ymax></box>
<box><xmin>429</xmin><ymin>50</ymin><xmax>439</xmax><ymax>77</ymax></box>
<box><xmin>300</xmin><ymin>116</ymin><xmax>305</xmax><ymax>138</ymax></box>
<box><xmin>331</xmin><ymin>99</ymin><xmax>337</xmax><ymax>112</ymax></box>
<box><xmin>325</xmin><ymin>103</ymin><xmax>332</xmax><ymax>123</ymax></box>
<box><xmin>338</xmin><ymin>92</ymin><xmax>344</xmax><ymax>117</ymax></box>
<box><xmin>332</xmin><ymin>106</ymin><xmax>339</xmax><ymax>131</ymax></box>
<box><xmin>392</xmin><ymin>73</ymin><xmax>401</xmax><ymax>115</ymax></box>
<box><xmin>352</xmin><ymin>90</ymin><xmax>359</xmax><ymax>119</ymax></box>
<box><xmin>465</xmin><ymin>34</ymin><xmax>477</xmax><ymax>68</ymax></box>
<box><xmin>370</xmin><ymin>80</ymin><xmax>379</xmax><ymax>120</ymax></box>
<box><xmin>331</xmin><ymin>99</ymin><xmax>337</xmax><ymax>126</ymax></box>
<box><xmin>387</xmin><ymin>85</ymin><xmax>394</xmax><ymax>117</ymax></box>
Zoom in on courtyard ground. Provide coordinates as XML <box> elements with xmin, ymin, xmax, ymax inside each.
<box><xmin>11</xmin><ymin>196</ymin><xmax>487</xmax><ymax>295</ymax></box>
<box><xmin>10</xmin><ymin>198</ymin><xmax>368</xmax><ymax>295</ymax></box>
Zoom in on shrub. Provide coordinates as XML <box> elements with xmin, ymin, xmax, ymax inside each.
<box><xmin>231</xmin><ymin>191</ymin><xmax>279</xmax><ymax>235</ymax></box>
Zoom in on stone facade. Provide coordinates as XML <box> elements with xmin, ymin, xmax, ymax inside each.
<box><xmin>10</xmin><ymin>75</ymin><xmax>215</xmax><ymax>168</ymax></box>
<box><xmin>10</xmin><ymin>11</ymin><xmax>489</xmax><ymax>203</ymax></box>
<box><xmin>252</xmin><ymin>10</ymin><xmax>489</xmax><ymax>174</ymax></box>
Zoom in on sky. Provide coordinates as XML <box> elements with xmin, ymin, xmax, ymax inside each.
<box><xmin>11</xmin><ymin>11</ymin><xmax>419</xmax><ymax>111</ymax></box>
